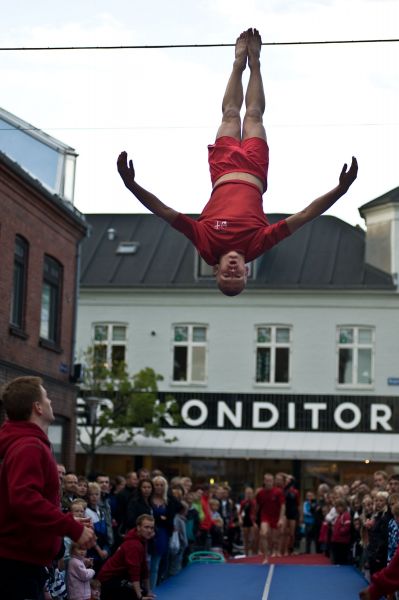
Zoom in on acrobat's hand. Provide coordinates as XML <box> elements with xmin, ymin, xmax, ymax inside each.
<box><xmin>339</xmin><ymin>156</ymin><xmax>358</xmax><ymax>192</ymax></box>
<box><xmin>117</xmin><ymin>151</ymin><xmax>136</xmax><ymax>187</ymax></box>
<box><xmin>358</xmin><ymin>587</ymin><xmax>370</xmax><ymax>600</ymax></box>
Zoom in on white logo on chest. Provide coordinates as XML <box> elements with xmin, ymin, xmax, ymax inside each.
<box><xmin>214</xmin><ymin>220</ymin><xmax>227</xmax><ymax>231</ymax></box>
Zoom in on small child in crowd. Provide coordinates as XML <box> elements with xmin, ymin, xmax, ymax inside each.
<box><xmin>89</xmin><ymin>578</ymin><xmax>101</xmax><ymax>600</ymax></box>
<box><xmin>67</xmin><ymin>542</ymin><xmax>96</xmax><ymax>600</ymax></box>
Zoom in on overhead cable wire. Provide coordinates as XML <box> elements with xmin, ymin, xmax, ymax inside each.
<box><xmin>2</xmin><ymin>122</ymin><xmax>399</xmax><ymax>132</ymax></box>
<box><xmin>0</xmin><ymin>38</ymin><xmax>399</xmax><ymax>51</ymax></box>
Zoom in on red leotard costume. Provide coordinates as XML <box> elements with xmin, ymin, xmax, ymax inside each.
<box><xmin>256</xmin><ymin>486</ymin><xmax>285</xmax><ymax>529</ymax></box>
<box><xmin>172</xmin><ymin>136</ymin><xmax>291</xmax><ymax>265</ymax></box>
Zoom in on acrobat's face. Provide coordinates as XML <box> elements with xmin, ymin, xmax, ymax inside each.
<box><xmin>214</xmin><ymin>251</ymin><xmax>248</xmax><ymax>296</ymax></box>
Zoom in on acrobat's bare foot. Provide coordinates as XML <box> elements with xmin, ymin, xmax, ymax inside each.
<box><xmin>248</xmin><ymin>28</ymin><xmax>262</xmax><ymax>68</ymax></box>
<box><xmin>234</xmin><ymin>30</ymin><xmax>248</xmax><ymax>70</ymax></box>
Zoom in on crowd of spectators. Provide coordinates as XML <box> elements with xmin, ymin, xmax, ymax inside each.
<box><xmin>301</xmin><ymin>470</ymin><xmax>399</xmax><ymax>577</ymax></box>
<box><xmin>49</xmin><ymin>465</ymin><xmax>399</xmax><ymax>599</ymax></box>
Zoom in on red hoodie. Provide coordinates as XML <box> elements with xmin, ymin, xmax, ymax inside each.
<box><xmin>0</xmin><ymin>420</ymin><xmax>83</xmax><ymax>565</ymax></box>
<box><xmin>97</xmin><ymin>528</ymin><xmax>149</xmax><ymax>584</ymax></box>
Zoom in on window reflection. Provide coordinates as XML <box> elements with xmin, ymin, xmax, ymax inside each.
<box><xmin>0</xmin><ymin>109</ymin><xmax>77</xmax><ymax>203</ymax></box>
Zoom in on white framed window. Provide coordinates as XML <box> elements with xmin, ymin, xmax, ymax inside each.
<box><xmin>172</xmin><ymin>325</ymin><xmax>207</xmax><ymax>383</ymax></box>
<box><xmin>337</xmin><ymin>326</ymin><xmax>374</xmax><ymax>387</ymax></box>
<box><xmin>92</xmin><ymin>323</ymin><xmax>127</xmax><ymax>375</ymax></box>
<box><xmin>255</xmin><ymin>325</ymin><xmax>291</xmax><ymax>384</ymax></box>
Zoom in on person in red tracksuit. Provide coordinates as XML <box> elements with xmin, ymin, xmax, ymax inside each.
<box><xmin>98</xmin><ymin>514</ymin><xmax>155</xmax><ymax>600</ymax></box>
<box><xmin>116</xmin><ymin>28</ymin><xmax>357</xmax><ymax>297</ymax></box>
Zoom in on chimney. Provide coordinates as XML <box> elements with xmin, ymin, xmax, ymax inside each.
<box><xmin>359</xmin><ymin>187</ymin><xmax>399</xmax><ymax>285</ymax></box>
<box><xmin>107</xmin><ymin>227</ymin><xmax>116</xmax><ymax>241</ymax></box>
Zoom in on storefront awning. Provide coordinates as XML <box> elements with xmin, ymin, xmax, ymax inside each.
<box><xmin>85</xmin><ymin>429</ymin><xmax>399</xmax><ymax>462</ymax></box>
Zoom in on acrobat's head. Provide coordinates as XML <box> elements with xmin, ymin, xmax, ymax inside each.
<box><xmin>213</xmin><ymin>250</ymin><xmax>248</xmax><ymax>296</ymax></box>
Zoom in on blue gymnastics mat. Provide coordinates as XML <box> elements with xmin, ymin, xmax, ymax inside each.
<box><xmin>156</xmin><ymin>564</ymin><xmax>266</xmax><ymax>600</ymax></box>
<box><xmin>270</xmin><ymin>565</ymin><xmax>368</xmax><ymax>600</ymax></box>
<box><xmin>155</xmin><ymin>563</ymin><xmax>368</xmax><ymax>600</ymax></box>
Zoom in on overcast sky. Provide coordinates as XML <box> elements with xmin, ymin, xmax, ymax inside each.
<box><xmin>1</xmin><ymin>0</ymin><xmax>398</xmax><ymax>227</ymax></box>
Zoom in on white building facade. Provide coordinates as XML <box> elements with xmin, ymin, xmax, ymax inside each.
<box><xmin>75</xmin><ymin>191</ymin><xmax>399</xmax><ymax>490</ymax></box>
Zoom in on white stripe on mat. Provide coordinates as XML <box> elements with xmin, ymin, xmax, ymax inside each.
<box><xmin>261</xmin><ymin>564</ymin><xmax>275</xmax><ymax>600</ymax></box>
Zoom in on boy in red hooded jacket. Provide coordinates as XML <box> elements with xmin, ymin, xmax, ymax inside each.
<box><xmin>98</xmin><ymin>514</ymin><xmax>155</xmax><ymax>600</ymax></box>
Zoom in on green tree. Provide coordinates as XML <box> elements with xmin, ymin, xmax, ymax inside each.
<box><xmin>77</xmin><ymin>347</ymin><xmax>179</xmax><ymax>475</ymax></box>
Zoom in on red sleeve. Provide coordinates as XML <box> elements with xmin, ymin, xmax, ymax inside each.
<box><xmin>368</xmin><ymin>544</ymin><xmax>399</xmax><ymax>600</ymax></box>
<box><xmin>170</xmin><ymin>213</ymin><xmax>199</xmax><ymax>245</ymax></box>
<box><xmin>261</xmin><ymin>219</ymin><xmax>291</xmax><ymax>252</ymax></box>
<box><xmin>7</xmin><ymin>440</ymin><xmax>83</xmax><ymax>541</ymax></box>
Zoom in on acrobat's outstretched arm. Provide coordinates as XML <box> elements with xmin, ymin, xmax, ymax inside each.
<box><xmin>285</xmin><ymin>157</ymin><xmax>358</xmax><ymax>234</ymax></box>
<box><xmin>117</xmin><ymin>151</ymin><xmax>179</xmax><ymax>224</ymax></box>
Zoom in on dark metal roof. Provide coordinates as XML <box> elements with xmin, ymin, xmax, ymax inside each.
<box><xmin>80</xmin><ymin>213</ymin><xmax>394</xmax><ymax>290</ymax></box>
<box><xmin>359</xmin><ymin>187</ymin><xmax>399</xmax><ymax>216</ymax></box>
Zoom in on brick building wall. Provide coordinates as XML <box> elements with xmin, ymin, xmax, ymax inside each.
<box><xmin>0</xmin><ymin>154</ymin><xmax>87</xmax><ymax>468</ymax></box>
